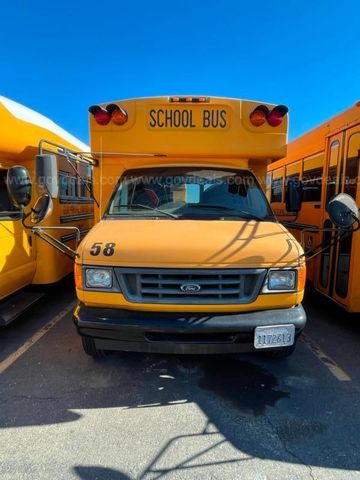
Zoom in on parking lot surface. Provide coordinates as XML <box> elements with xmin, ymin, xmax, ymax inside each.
<box><xmin>1</xmin><ymin>278</ymin><xmax>360</xmax><ymax>480</ymax></box>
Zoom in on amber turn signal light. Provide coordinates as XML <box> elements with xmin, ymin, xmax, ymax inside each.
<box><xmin>112</xmin><ymin>107</ymin><xmax>128</xmax><ymax>125</ymax></box>
<box><xmin>74</xmin><ymin>263</ymin><xmax>83</xmax><ymax>290</ymax></box>
<box><xmin>297</xmin><ymin>266</ymin><xmax>306</xmax><ymax>292</ymax></box>
<box><xmin>105</xmin><ymin>104</ymin><xmax>128</xmax><ymax>125</ymax></box>
<box><xmin>249</xmin><ymin>105</ymin><xmax>269</xmax><ymax>126</ymax></box>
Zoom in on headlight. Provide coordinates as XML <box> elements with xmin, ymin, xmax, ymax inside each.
<box><xmin>265</xmin><ymin>270</ymin><xmax>296</xmax><ymax>292</ymax></box>
<box><xmin>85</xmin><ymin>268</ymin><xmax>113</xmax><ymax>289</ymax></box>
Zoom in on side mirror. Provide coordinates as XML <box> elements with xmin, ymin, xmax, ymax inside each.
<box><xmin>35</xmin><ymin>154</ymin><xmax>59</xmax><ymax>198</ymax></box>
<box><xmin>6</xmin><ymin>166</ymin><xmax>32</xmax><ymax>208</ymax></box>
<box><xmin>285</xmin><ymin>179</ymin><xmax>303</xmax><ymax>213</ymax></box>
<box><xmin>328</xmin><ymin>193</ymin><xmax>359</xmax><ymax>229</ymax></box>
<box><xmin>31</xmin><ymin>194</ymin><xmax>53</xmax><ymax>224</ymax></box>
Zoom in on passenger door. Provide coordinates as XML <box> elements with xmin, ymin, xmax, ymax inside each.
<box><xmin>0</xmin><ymin>168</ymin><xmax>36</xmax><ymax>300</ymax></box>
<box><xmin>316</xmin><ymin>135</ymin><xmax>342</xmax><ymax>296</ymax></box>
<box><xmin>332</xmin><ymin>127</ymin><xmax>360</xmax><ymax>305</ymax></box>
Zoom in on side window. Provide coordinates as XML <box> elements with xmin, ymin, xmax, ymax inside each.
<box><xmin>271</xmin><ymin>177</ymin><xmax>283</xmax><ymax>203</ymax></box>
<box><xmin>70</xmin><ymin>176</ymin><xmax>77</xmax><ymax>197</ymax></box>
<box><xmin>59</xmin><ymin>172</ymin><xmax>81</xmax><ymax>198</ymax></box>
<box><xmin>266</xmin><ymin>173</ymin><xmax>271</xmax><ymax>190</ymax></box>
<box><xmin>326</xmin><ymin>141</ymin><xmax>340</xmax><ymax>204</ymax></box>
<box><xmin>78</xmin><ymin>165</ymin><xmax>93</xmax><ymax>199</ymax></box>
<box><xmin>59</xmin><ymin>172</ymin><xmax>70</xmax><ymax>197</ymax></box>
<box><xmin>265</xmin><ymin>172</ymin><xmax>272</xmax><ymax>201</ymax></box>
<box><xmin>302</xmin><ymin>153</ymin><xmax>324</xmax><ymax>202</ymax></box>
<box><xmin>285</xmin><ymin>162</ymin><xmax>301</xmax><ymax>196</ymax></box>
<box><xmin>302</xmin><ymin>167</ymin><xmax>323</xmax><ymax>202</ymax></box>
<box><xmin>344</xmin><ymin>132</ymin><xmax>360</xmax><ymax>200</ymax></box>
<box><xmin>79</xmin><ymin>178</ymin><xmax>93</xmax><ymax>198</ymax></box>
<box><xmin>0</xmin><ymin>168</ymin><xmax>20</xmax><ymax>216</ymax></box>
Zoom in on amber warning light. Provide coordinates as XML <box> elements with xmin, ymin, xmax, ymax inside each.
<box><xmin>249</xmin><ymin>105</ymin><xmax>288</xmax><ymax>127</ymax></box>
<box><xmin>89</xmin><ymin>104</ymin><xmax>128</xmax><ymax>126</ymax></box>
<box><xmin>170</xmin><ymin>97</ymin><xmax>209</xmax><ymax>103</ymax></box>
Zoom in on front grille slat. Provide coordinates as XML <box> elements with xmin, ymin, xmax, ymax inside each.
<box><xmin>141</xmin><ymin>287</ymin><xmax>242</xmax><ymax>295</ymax></box>
<box><xmin>115</xmin><ymin>268</ymin><xmax>266</xmax><ymax>305</ymax></box>
<box><xmin>141</xmin><ymin>277</ymin><xmax>241</xmax><ymax>285</ymax></box>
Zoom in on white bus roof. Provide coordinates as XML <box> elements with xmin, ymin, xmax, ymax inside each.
<box><xmin>0</xmin><ymin>95</ymin><xmax>88</xmax><ymax>152</ymax></box>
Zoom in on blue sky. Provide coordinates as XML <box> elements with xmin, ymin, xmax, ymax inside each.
<box><xmin>1</xmin><ymin>0</ymin><xmax>359</xmax><ymax>144</ymax></box>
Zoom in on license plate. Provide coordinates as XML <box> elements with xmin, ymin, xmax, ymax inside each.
<box><xmin>254</xmin><ymin>324</ymin><xmax>295</xmax><ymax>349</ymax></box>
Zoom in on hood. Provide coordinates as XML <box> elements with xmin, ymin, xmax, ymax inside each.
<box><xmin>80</xmin><ymin>219</ymin><xmax>302</xmax><ymax>268</ymax></box>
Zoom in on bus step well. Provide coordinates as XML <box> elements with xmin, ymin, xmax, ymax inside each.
<box><xmin>0</xmin><ymin>291</ymin><xmax>44</xmax><ymax>326</ymax></box>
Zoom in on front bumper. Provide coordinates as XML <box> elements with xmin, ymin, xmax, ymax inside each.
<box><xmin>73</xmin><ymin>303</ymin><xmax>306</xmax><ymax>354</ymax></box>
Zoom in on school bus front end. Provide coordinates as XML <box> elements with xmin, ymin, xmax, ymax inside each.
<box><xmin>74</xmin><ymin>96</ymin><xmax>306</xmax><ymax>356</ymax></box>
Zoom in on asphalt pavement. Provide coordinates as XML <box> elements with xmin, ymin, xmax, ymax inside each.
<box><xmin>1</xmin><ymin>278</ymin><xmax>360</xmax><ymax>480</ymax></box>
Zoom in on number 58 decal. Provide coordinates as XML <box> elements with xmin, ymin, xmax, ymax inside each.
<box><xmin>90</xmin><ymin>242</ymin><xmax>116</xmax><ymax>256</ymax></box>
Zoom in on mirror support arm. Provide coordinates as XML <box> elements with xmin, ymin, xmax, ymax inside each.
<box><xmin>21</xmin><ymin>213</ymin><xmax>80</xmax><ymax>258</ymax></box>
<box><xmin>298</xmin><ymin>223</ymin><xmax>359</xmax><ymax>260</ymax></box>
<box><xmin>31</xmin><ymin>227</ymin><xmax>80</xmax><ymax>259</ymax></box>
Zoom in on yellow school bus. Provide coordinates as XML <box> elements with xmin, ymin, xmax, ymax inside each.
<box><xmin>0</xmin><ymin>96</ymin><xmax>94</xmax><ymax>324</ymax></box>
<box><xmin>267</xmin><ymin>102</ymin><xmax>360</xmax><ymax>312</ymax></box>
<box><xmin>67</xmin><ymin>95</ymin><xmax>311</xmax><ymax>358</ymax></box>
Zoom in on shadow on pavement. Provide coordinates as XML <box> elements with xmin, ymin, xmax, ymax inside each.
<box><xmin>1</xmin><ymin>337</ymin><xmax>360</xmax><ymax>474</ymax></box>
<box><xmin>1</xmin><ymin>288</ymin><xmax>360</xmax><ymax>476</ymax></box>
<box><xmin>74</xmin><ymin>466</ymin><xmax>130</xmax><ymax>480</ymax></box>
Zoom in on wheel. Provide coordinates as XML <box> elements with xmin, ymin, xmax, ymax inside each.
<box><xmin>81</xmin><ymin>336</ymin><xmax>105</xmax><ymax>358</ymax></box>
<box><xmin>263</xmin><ymin>342</ymin><xmax>296</xmax><ymax>358</ymax></box>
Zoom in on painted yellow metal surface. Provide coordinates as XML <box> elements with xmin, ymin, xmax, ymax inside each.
<box><xmin>80</xmin><ymin>219</ymin><xmax>301</xmax><ymax>269</ymax></box>
<box><xmin>89</xmin><ymin>97</ymin><xmax>288</xmax><ymax>159</ymax></box>
<box><xmin>0</xmin><ymin>96</ymin><xmax>90</xmax><ymax>301</ymax></box>
<box><xmin>267</xmin><ymin>102</ymin><xmax>360</xmax><ymax>312</ymax></box>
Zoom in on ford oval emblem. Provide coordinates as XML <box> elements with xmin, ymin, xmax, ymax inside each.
<box><xmin>180</xmin><ymin>283</ymin><xmax>201</xmax><ymax>293</ymax></box>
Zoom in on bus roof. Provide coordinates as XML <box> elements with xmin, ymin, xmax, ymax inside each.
<box><xmin>89</xmin><ymin>96</ymin><xmax>288</xmax><ymax>162</ymax></box>
<box><xmin>0</xmin><ymin>96</ymin><xmax>88</xmax><ymax>162</ymax></box>
<box><xmin>268</xmin><ymin>101</ymin><xmax>360</xmax><ymax>171</ymax></box>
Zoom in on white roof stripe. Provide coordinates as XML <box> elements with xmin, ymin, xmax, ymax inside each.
<box><xmin>0</xmin><ymin>95</ymin><xmax>89</xmax><ymax>151</ymax></box>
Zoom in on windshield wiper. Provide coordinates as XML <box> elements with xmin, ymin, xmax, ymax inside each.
<box><xmin>187</xmin><ymin>204</ymin><xmax>267</xmax><ymax>221</ymax></box>
<box><xmin>113</xmin><ymin>204</ymin><xmax>179</xmax><ymax>219</ymax></box>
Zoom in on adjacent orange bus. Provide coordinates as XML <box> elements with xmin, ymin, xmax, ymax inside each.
<box><xmin>267</xmin><ymin>102</ymin><xmax>360</xmax><ymax>312</ymax></box>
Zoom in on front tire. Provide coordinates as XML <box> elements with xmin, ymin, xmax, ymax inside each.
<box><xmin>81</xmin><ymin>336</ymin><xmax>105</xmax><ymax>358</ymax></box>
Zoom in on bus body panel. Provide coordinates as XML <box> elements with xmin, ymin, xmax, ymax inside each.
<box><xmin>0</xmin><ymin>214</ymin><xmax>36</xmax><ymax>300</ymax></box>
<box><xmin>0</xmin><ymin>96</ymin><xmax>93</xmax><ymax>311</ymax></box>
<box><xmin>90</xmin><ymin>97</ymin><xmax>288</xmax><ymax>158</ymax></box>
<box><xmin>80</xmin><ymin>218</ymin><xmax>301</xmax><ymax>269</ymax></box>
<box><xmin>268</xmin><ymin>102</ymin><xmax>360</xmax><ymax>312</ymax></box>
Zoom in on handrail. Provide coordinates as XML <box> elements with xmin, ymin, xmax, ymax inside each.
<box><xmin>38</xmin><ymin>139</ymin><xmax>96</xmax><ymax>166</ymax></box>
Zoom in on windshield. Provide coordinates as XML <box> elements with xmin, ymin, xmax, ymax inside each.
<box><xmin>106</xmin><ymin>167</ymin><xmax>274</xmax><ymax>221</ymax></box>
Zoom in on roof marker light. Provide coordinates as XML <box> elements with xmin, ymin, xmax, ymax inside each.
<box><xmin>89</xmin><ymin>105</ymin><xmax>110</xmax><ymax>125</ymax></box>
<box><xmin>169</xmin><ymin>97</ymin><xmax>209</xmax><ymax>103</ymax></box>
<box><xmin>267</xmin><ymin>105</ymin><xmax>288</xmax><ymax>127</ymax></box>
<box><xmin>249</xmin><ymin>105</ymin><xmax>269</xmax><ymax>127</ymax></box>
<box><xmin>106</xmin><ymin>104</ymin><xmax>128</xmax><ymax>125</ymax></box>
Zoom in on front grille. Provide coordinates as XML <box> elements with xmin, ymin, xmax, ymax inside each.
<box><xmin>115</xmin><ymin>268</ymin><xmax>266</xmax><ymax>304</ymax></box>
